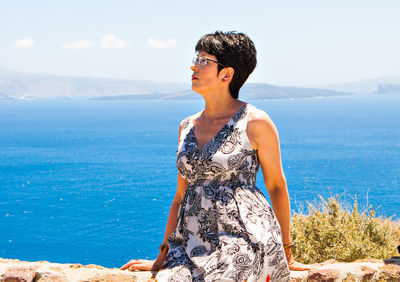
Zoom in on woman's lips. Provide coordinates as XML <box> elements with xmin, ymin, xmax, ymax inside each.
<box><xmin>191</xmin><ymin>75</ymin><xmax>198</xmax><ymax>80</ymax></box>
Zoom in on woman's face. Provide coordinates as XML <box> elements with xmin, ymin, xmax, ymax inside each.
<box><xmin>190</xmin><ymin>51</ymin><xmax>222</xmax><ymax>94</ymax></box>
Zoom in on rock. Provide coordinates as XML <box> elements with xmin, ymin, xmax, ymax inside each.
<box><xmin>289</xmin><ymin>271</ymin><xmax>308</xmax><ymax>281</ymax></box>
<box><xmin>361</xmin><ymin>265</ymin><xmax>376</xmax><ymax>281</ymax></box>
<box><xmin>2</xmin><ymin>257</ymin><xmax>400</xmax><ymax>281</ymax></box>
<box><xmin>320</xmin><ymin>259</ymin><xmax>339</xmax><ymax>265</ymax></box>
<box><xmin>69</xmin><ymin>263</ymin><xmax>84</xmax><ymax>269</ymax></box>
<box><xmin>85</xmin><ymin>264</ymin><xmax>105</xmax><ymax>270</ymax></box>
<box><xmin>378</xmin><ymin>264</ymin><xmax>400</xmax><ymax>281</ymax></box>
<box><xmin>307</xmin><ymin>268</ymin><xmax>340</xmax><ymax>281</ymax></box>
<box><xmin>289</xmin><ymin>278</ymin><xmax>307</xmax><ymax>282</ymax></box>
<box><xmin>84</xmin><ymin>273</ymin><xmax>136</xmax><ymax>281</ymax></box>
<box><xmin>35</xmin><ymin>271</ymin><xmax>67</xmax><ymax>282</ymax></box>
<box><xmin>1</xmin><ymin>267</ymin><xmax>36</xmax><ymax>282</ymax></box>
<box><xmin>356</xmin><ymin>258</ymin><xmax>383</xmax><ymax>264</ymax></box>
<box><xmin>343</xmin><ymin>273</ymin><xmax>356</xmax><ymax>281</ymax></box>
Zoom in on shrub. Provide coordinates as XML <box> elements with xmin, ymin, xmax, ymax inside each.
<box><xmin>291</xmin><ymin>195</ymin><xmax>400</xmax><ymax>263</ymax></box>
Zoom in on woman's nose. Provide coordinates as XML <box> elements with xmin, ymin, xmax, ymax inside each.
<box><xmin>190</xmin><ymin>65</ymin><xmax>197</xmax><ymax>72</ymax></box>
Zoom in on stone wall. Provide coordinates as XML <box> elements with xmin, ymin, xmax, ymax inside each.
<box><xmin>1</xmin><ymin>257</ymin><xmax>400</xmax><ymax>281</ymax></box>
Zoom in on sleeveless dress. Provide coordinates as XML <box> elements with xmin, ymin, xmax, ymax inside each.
<box><xmin>156</xmin><ymin>104</ymin><xmax>290</xmax><ymax>282</ymax></box>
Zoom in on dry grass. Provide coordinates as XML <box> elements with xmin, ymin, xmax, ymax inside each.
<box><xmin>291</xmin><ymin>195</ymin><xmax>400</xmax><ymax>264</ymax></box>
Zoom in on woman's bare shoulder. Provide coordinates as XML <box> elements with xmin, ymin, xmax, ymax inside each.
<box><xmin>247</xmin><ymin>104</ymin><xmax>276</xmax><ymax>131</ymax></box>
<box><xmin>246</xmin><ymin>104</ymin><xmax>280</xmax><ymax>150</ymax></box>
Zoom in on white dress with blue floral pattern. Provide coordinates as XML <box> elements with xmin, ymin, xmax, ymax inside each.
<box><xmin>156</xmin><ymin>104</ymin><xmax>290</xmax><ymax>282</ymax></box>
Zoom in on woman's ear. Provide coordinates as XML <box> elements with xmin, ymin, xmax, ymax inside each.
<box><xmin>220</xmin><ymin>67</ymin><xmax>234</xmax><ymax>82</ymax></box>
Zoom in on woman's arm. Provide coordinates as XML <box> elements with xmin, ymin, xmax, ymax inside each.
<box><xmin>247</xmin><ymin>110</ymin><xmax>291</xmax><ymax>244</ymax></box>
<box><xmin>161</xmin><ymin>122</ymin><xmax>189</xmax><ymax>246</ymax></box>
<box><xmin>121</xmin><ymin>123</ymin><xmax>189</xmax><ymax>271</ymax></box>
<box><xmin>247</xmin><ymin>109</ymin><xmax>312</xmax><ymax>271</ymax></box>
<box><xmin>161</xmin><ymin>173</ymin><xmax>188</xmax><ymax>246</ymax></box>
<box><xmin>149</xmin><ymin>173</ymin><xmax>188</xmax><ymax>270</ymax></box>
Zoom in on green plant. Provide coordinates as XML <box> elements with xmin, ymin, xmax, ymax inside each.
<box><xmin>291</xmin><ymin>195</ymin><xmax>400</xmax><ymax>263</ymax></box>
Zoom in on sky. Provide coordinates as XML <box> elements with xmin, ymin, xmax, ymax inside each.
<box><xmin>1</xmin><ymin>0</ymin><xmax>399</xmax><ymax>86</ymax></box>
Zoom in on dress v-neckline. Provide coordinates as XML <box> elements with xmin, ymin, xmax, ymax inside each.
<box><xmin>191</xmin><ymin>103</ymin><xmax>247</xmax><ymax>151</ymax></box>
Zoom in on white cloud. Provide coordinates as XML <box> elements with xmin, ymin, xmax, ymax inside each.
<box><xmin>101</xmin><ymin>34</ymin><xmax>126</xmax><ymax>48</ymax></box>
<box><xmin>14</xmin><ymin>38</ymin><xmax>35</xmax><ymax>48</ymax></box>
<box><xmin>146</xmin><ymin>37</ymin><xmax>177</xmax><ymax>49</ymax></box>
<box><xmin>61</xmin><ymin>40</ymin><xmax>93</xmax><ymax>49</ymax></box>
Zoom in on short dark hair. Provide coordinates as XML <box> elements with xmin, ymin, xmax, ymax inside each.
<box><xmin>195</xmin><ymin>31</ymin><xmax>257</xmax><ymax>99</ymax></box>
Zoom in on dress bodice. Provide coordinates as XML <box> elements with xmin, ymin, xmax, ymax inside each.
<box><xmin>176</xmin><ymin>104</ymin><xmax>259</xmax><ymax>188</ymax></box>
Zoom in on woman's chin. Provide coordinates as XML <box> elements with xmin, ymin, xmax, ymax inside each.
<box><xmin>191</xmin><ymin>85</ymin><xmax>202</xmax><ymax>94</ymax></box>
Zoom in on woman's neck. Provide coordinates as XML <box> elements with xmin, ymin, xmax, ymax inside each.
<box><xmin>201</xmin><ymin>91</ymin><xmax>244</xmax><ymax>120</ymax></box>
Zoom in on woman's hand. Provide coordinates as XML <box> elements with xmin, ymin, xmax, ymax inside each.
<box><xmin>120</xmin><ymin>252</ymin><xmax>167</xmax><ymax>272</ymax></box>
<box><xmin>284</xmin><ymin>247</ymin><xmax>314</xmax><ymax>271</ymax></box>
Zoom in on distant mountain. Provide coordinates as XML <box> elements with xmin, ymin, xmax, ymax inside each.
<box><xmin>91</xmin><ymin>84</ymin><xmax>352</xmax><ymax>101</ymax></box>
<box><xmin>0</xmin><ymin>66</ymin><xmax>22</xmax><ymax>76</ymax></box>
<box><xmin>0</xmin><ymin>92</ymin><xmax>13</xmax><ymax>100</ymax></box>
<box><xmin>375</xmin><ymin>84</ymin><xmax>400</xmax><ymax>95</ymax></box>
<box><xmin>0</xmin><ymin>67</ymin><xmax>188</xmax><ymax>99</ymax></box>
<box><xmin>1</xmin><ymin>67</ymin><xmax>353</xmax><ymax>100</ymax></box>
<box><xmin>312</xmin><ymin>76</ymin><xmax>400</xmax><ymax>94</ymax></box>
<box><xmin>240</xmin><ymin>84</ymin><xmax>352</xmax><ymax>100</ymax></box>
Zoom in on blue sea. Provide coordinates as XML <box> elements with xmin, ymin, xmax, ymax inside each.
<box><xmin>0</xmin><ymin>94</ymin><xmax>399</xmax><ymax>268</ymax></box>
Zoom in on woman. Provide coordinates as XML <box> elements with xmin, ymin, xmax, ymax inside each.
<box><xmin>121</xmin><ymin>31</ymin><xmax>310</xmax><ymax>281</ymax></box>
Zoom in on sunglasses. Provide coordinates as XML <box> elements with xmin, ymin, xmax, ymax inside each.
<box><xmin>192</xmin><ymin>56</ymin><xmax>226</xmax><ymax>68</ymax></box>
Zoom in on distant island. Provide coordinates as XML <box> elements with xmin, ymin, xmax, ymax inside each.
<box><xmin>375</xmin><ymin>84</ymin><xmax>400</xmax><ymax>95</ymax></box>
<box><xmin>1</xmin><ymin>66</ymin><xmax>399</xmax><ymax>100</ymax></box>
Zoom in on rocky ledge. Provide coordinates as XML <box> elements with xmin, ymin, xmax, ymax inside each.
<box><xmin>1</xmin><ymin>257</ymin><xmax>400</xmax><ymax>281</ymax></box>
